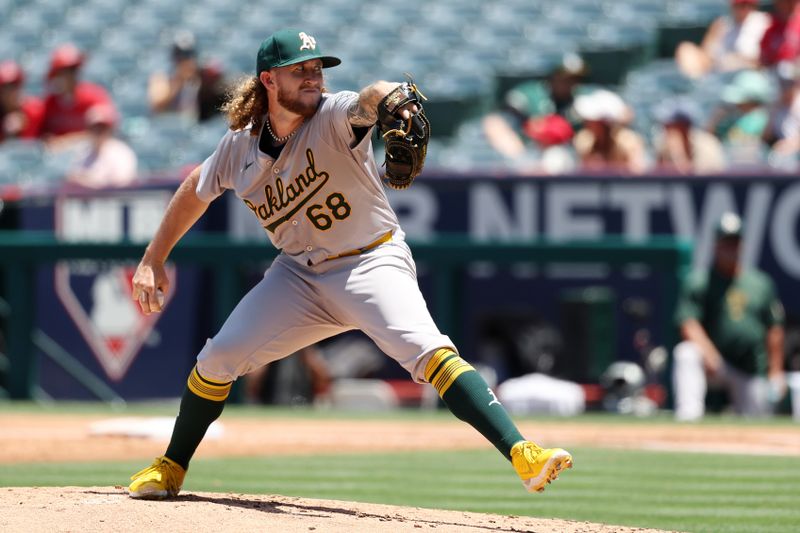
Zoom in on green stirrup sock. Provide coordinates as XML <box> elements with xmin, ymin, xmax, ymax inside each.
<box><xmin>425</xmin><ymin>349</ymin><xmax>524</xmax><ymax>459</ymax></box>
<box><xmin>165</xmin><ymin>366</ymin><xmax>232</xmax><ymax>470</ymax></box>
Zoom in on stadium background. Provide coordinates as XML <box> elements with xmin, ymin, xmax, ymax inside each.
<box><xmin>1</xmin><ymin>1</ymin><xmax>799</xmax><ymax>532</ymax></box>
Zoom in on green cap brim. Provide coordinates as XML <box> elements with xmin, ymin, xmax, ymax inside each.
<box><xmin>271</xmin><ymin>55</ymin><xmax>341</xmax><ymax>70</ymax></box>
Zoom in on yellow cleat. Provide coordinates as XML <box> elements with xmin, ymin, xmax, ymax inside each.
<box><xmin>510</xmin><ymin>441</ymin><xmax>573</xmax><ymax>493</ymax></box>
<box><xmin>128</xmin><ymin>456</ymin><xmax>186</xmax><ymax>499</ymax></box>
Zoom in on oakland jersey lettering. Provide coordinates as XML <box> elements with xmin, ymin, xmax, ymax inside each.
<box><xmin>243</xmin><ymin>148</ymin><xmax>336</xmax><ymax>233</ymax></box>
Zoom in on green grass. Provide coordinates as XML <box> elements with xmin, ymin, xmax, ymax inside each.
<box><xmin>1</xmin><ymin>447</ymin><xmax>798</xmax><ymax>533</ymax></box>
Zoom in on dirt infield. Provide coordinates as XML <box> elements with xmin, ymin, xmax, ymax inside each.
<box><xmin>3</xmin><ymin>486</ymin><xmax>675</xmax><ymax>533</ymax></box>
<box><xmin>0</xmin><ymin>413</ymin><xmax>798</xmax><ymax>463</ymax></box>
<box><xmin>1</xmin><ymin>413</ymin><xmax>797</xmax><ymax>532</ymax></box>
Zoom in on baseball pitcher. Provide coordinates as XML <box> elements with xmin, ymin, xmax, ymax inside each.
<box><xmin>128</xmin><ymin>28</ymin><xmax>572</xmax><ymax>499</ymax></box>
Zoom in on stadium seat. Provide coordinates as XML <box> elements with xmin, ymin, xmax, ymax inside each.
<box><xmin>6</xmin><ymin>16</ymin><xmax>46</xmax><ymax>52</ymax></box>
<box><xmin>240</xmin><ymin>0</ymin><xmax>300</xmax><ymax>23</ymax></box>
<box><xmin>131</xmin><ymin>138</ymin><xmax>173</xmax><ymax>174</ymax></box>
<box><xmin>112</xmin><ymin>78</ymin><xmax>150</xmax><ymax>118</ymax></box>
<box><xmin>483</xmin><ymin>0</ymin><xmax>545</xmax><ymax>22</ymax></box>
<box><xmin>544</xmin><ymin>3</ymin><xmax>602</xmax><ymax>27</ymax></box>
<box><xmin>191</xmin><ymin>1</ymin><xmax>239</xmax><ymax>23</ymax></box>
<box><xmin>604</xmin><ymin>0</ymin><xmax>667</xmax><ymax>22</ymax></box>
<box><xmin>23</xmin><ymin>2</ymin><xmax>64</xmax><ymax>28</ymax></box>
<box><xmin>110</xmin><ymin>13</ymin><xmax>163</xmax><ymax>46</ymax></box>
<box><xmin>65</xmin><ymin>4</ymin><xmax>121</xmax><ymax>28</ymax></box>
<box><xmin>398</xmin><ymin>27</ymin><xmax>463</xmax><ymax>55</ymax></box>
<box><xmin>0</xmin><ymin>34</ymin><xmax>25</xmax><ymax>62</ymax></box>
<box><xmin>426</xmin><ymin>0</ymin><xmax>483</xmax><ymax>22</ymax></box>
<box><xmin>144</xmin><ymin>115</ymin><xmax>197</xmax><ymax>140</ymax></box>
<box><xmin>0</xmin><ymin>141</ymin><xmax>46</xmax><ymax>186</ymax></box>
<box><xmin>302</xmin><ymin>3</ymin><xmax>364</xmax><ymax>25</ymax></box>
<box><xmin>40</xmin><ymin>150</ymin><xmax>74</xmax><ymax>184</ymax></box>
<box><xmin>193</xmin><ymin>119</ymin><xmax>228</xmax><ymax>155</ymax></box>
<box><xmin>80</xmin><ymin>55</ymin><xmax>120</xmax><ymax>86</ymax></box>
<box><xmin>664</xmin><ymin>1</ymin><xmax>723</xmax><ymax>25</ymax></box>
<box><xmin>523</xmin><ymin>24</ymin><xmax>586</xmax><ymax>54</ymax></box>
<box><xmin>325</xmin><ymin>61</ymin><xmax>366</xmax><ymax>92</ymax></box>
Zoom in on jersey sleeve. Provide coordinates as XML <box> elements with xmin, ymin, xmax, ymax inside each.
<box><xmin>196</xmin><ymin>130</ymin><xmax>236</xmax><ymax>201</ymax></box>
<box><xmin>317</xmin><ymin>91</ymin><xmax>370</xmax><ymax>152</ymax></box>
<box><xmin>675</xmin><ymin>272</ymin><xmax>705</xmax><ymax>326</ymax></box>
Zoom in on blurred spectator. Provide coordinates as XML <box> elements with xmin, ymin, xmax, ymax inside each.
<box><xmin>675</xmin><ymin>0</ymin><xmax>769</xmax><ymax>79</ymax></box>
<box><xmin>63</xmin><ymin>104</ymin><xmax>137</xmax><ymax>188</ymax></box>
<box><xmin>522</xmin><ymin>114</ymin><xmax>577</xmax><ymax>174</ymax></box>
<box><xmin>483</xmin><ymin>54</ymin><xmax>584</xmax><ymax>168</ymax></box>
<box><xmin>652</xmin><ymin>98</ymin><xmax>726</xmax><ymax>174</ymax></box>
<box><xmin>0</xmin><ymin>60</ymin><xmax>43</xmax><ymax>143</ymax></box>
<box><xmin>672</xmin><ymin>212</ymin><xmax>786</xmax><ymax>420</ymax></box>
<box><xmin>763</xmin><ymin>61</ymin><xmax>800</xmax><ymax>149</ymax></box>
<box><xmin>39</xmin><ymin>44</ymin><xmax>115</xmax><ymax>141</ymax></box>
<box><xmin>148</xmin><ymin>30</ymin><xmax>228</xmax><ymax>122</ymax></box>
<box><xmin>760</xmin><ymin>0</ymin><xmax>800</xmax><ymax>67</ymax></box>
<box><xmin>572</xmin><ymin>89</ymin><xmax>648</xmax><ymax>174</ymax></box>
<box><xmin>539</xmin><ymin>53</ymin><xmax>585</xmax><ymax>126</ymax></box>
<box><xmin>510</xmin><ymin>54</ymin><xmax>585</xmax><ymax>125</ymax></box>
<box><xmin>707</xmin><ymin>69</ymin><xmax>775</xmax><ymax>144</ymax></box>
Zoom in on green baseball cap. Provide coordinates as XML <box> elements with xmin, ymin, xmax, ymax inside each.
<box><xmin>256</xmin><ymin>28</ymin><xmax>341</xmax><ymax>74</ymax></box>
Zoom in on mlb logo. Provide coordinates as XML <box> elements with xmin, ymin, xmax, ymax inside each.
<box><xmin>54</xmin><ymin>262</ymin><xmax>176</xmax><ymax>381</ymax></box>
<box><xmin>54</xmin><ymin>193</ymin><xmax>172</xmax><ymax>381</ymax></box>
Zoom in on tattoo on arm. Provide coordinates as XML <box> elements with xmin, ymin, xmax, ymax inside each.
<box><xmin>347</xmin><ymin>99</ymin><xmax>377</xmax><ymax>126</ymax></box>
<box><xmin>347</xmin><ymin>81</ymin><xmax>399</xmax><ymax>127</ymax></box>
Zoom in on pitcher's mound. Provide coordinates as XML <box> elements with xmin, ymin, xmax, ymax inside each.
<box><xmin>2</xmin><ymin>486</ymin><xmax>675</xmax><ymax>533</ymax></box>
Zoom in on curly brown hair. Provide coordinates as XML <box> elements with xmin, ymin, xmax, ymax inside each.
<box><xmin>221</xmin><ymin>75</ymin><xmax>267</xmax><ymax>135</ymax></box>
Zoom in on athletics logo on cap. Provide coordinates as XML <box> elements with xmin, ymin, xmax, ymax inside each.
<box><xmin>299</xmin><ymin>32</ymin><xmax>316</xmax><ymax>51</ymax></box>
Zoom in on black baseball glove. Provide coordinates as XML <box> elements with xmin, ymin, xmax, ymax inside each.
<box><xmin>377</xmin><ymin>81</ymin><xmax>430</xmax><ymax>190</ymax></box>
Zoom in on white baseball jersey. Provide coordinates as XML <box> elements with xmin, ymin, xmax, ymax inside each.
<box><xmin>193</xmin><ymin>90</ymin><xmax>454</xmax><ymax>384</ymax></box>
<box><xmin>197</xmin><ymin>91</ymin><xmax>402</xmax><ymax>266</ymax></box>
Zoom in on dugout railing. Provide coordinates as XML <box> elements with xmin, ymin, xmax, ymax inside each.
<box><xmin>0</xmin><ymin>232</ymin><xmax>692</xmax><ymax>400</ymax></box>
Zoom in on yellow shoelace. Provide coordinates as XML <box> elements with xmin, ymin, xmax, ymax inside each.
<box><xmin>130</xmin><ymin>457</ymin><xmax>181</xmax><ymax>484</ymax></box>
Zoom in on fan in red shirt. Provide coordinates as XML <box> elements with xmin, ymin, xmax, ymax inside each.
<box><xmin>761</xmin><ymin>0</ymin><xmax>800</xmax><ymax>66</ymax></box>
<box><xmin>39</xmin><ymin>44</ymin><xmax>115</xmax><ymax>139</ymax></box>
<box><xmin>0</xmin><ymin>60</ymin><xmax>43</xmax><ymax>143</ymax></box>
